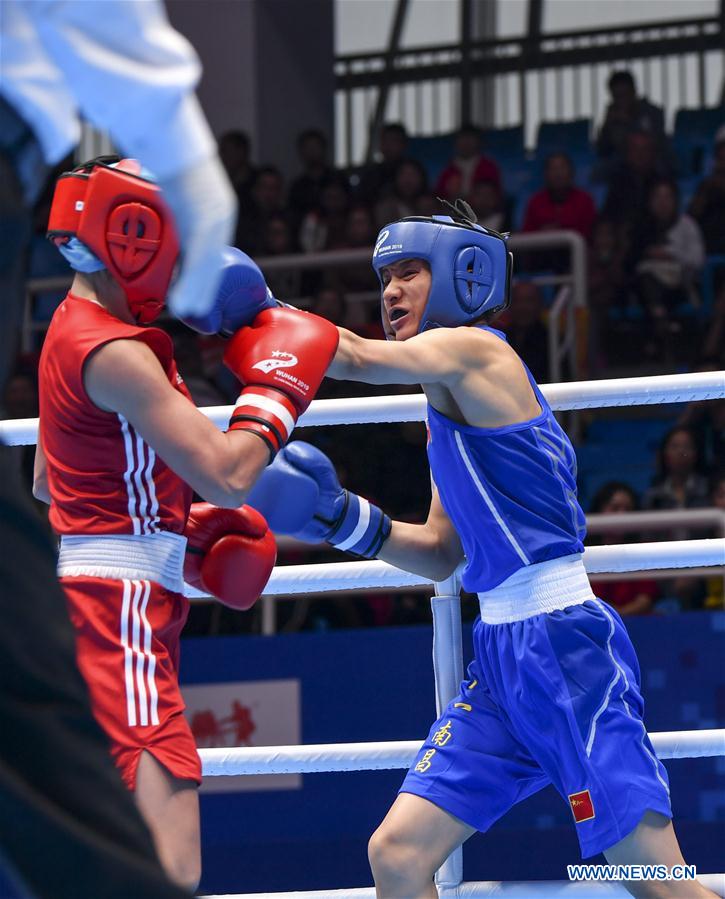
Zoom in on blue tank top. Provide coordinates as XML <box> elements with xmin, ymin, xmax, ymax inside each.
<box><xmin>427</xmin><ymin>327</ymin><xmax>586</xmax><ymax>592</ymax></box>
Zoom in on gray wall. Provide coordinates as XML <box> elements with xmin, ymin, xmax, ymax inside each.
<box><xmin>165</xmin><ymin>0</ymin><xmax>334</xmax><ymax>178</ymax></box>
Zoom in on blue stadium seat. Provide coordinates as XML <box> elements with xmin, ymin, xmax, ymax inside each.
<box><xmin>481</xmin><ymin>125</ymin><xmax>525</xmax><ymax>162</ymax></box>
<box><xmin>407</xmin><ymin>133</ymin><xmax>455</xmax><ymax>183</ymax></box>
<box><xmin>673</xmin><ymin>106</ymin><xmax>725</xmax><ymax>145</ymax></box>
<box><xmin>673</xmin><ymin>106</ymin><xmax>725</xmax><ymax>176</ymax></box>
<box><xmin>576</xmin><ymin>443</ymin><xmax>656</xmax><ymax>510</ymax></box>
<box><xmin>701</xmin><ymin>255</ymin><xmax>725</xmax><ymax>313</ymax></box>
<box><xmin>536</xmin><ymin>119</ymin><xmax>592</xmax><ymax>160</ymax></box>
<box><xmin>677</xmin><ymin>174</ymin><xmax>700</xmax><ymax>209</ymax></box>
<box><xmin>585</xmin><ymin>418</ymin><xmax>675</xmax><ymax>451</ymax></box>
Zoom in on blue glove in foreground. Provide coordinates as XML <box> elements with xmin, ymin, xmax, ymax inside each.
<box><xmin>179</xmin><ymin>245</ymin><xmax>276</xmax><ymax>335</ymax></box>
<box><xmin>246</xmin><ymin>442</ymin><xmax>392</xmax><ymax>559</ymax></box>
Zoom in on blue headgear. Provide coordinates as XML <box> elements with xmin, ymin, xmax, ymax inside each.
<box><xmin>371</xmin><ymin>215</ymin><xmax>512</xmax><ymax>338</ymax></box>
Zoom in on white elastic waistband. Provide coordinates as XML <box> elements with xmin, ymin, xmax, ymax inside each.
<box><xmin>478</xmin><ymin>554</ymin><xmax>595</xmax><ymax>624</ymax></box>
<box><xmin>58</xmin><ymin>532</ymin><xmax>187</xmax><ymax>594</ymax></box>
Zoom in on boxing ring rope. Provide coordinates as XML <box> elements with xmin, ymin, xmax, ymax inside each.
<box><xmin>204</xmin><ymin>875</ymin><xmax>725</xmax><ymax>899</ymax></box>
<box><xmin>182</xmin><ymin>539</ymin><xmax>725</xmax><ymax>600</ymax></box>
<box><xmin>199</xmin><ymin>729</ymin><xmax>725</xmax><ymax>777</ymax></box>
<box><xmin>1</xmin><ymin>370</ymin><xmax>724</xmax><ymax>445</ymax></box>
<box><xmin>3</xmin><ymin>371</ymin><xmax>722</xmax><ymax>896</ymax></box>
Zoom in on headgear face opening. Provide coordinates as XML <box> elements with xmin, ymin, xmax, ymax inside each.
<box><xmin>47</xmin><ymin>156</ymin><xmax>179</xmax><ymax>324</ymax></box>
<box><xmin>371</xmin><ymin>214</ymin><xmax>512</xmax><ymax>338</ymax></box>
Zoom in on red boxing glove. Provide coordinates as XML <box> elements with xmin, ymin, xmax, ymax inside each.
<box><xmin>183</xmin><ymin>502</ymin><xmax>277</xmax><ymax>610</ymax></box>
<box><xmin>223</xmin><ymin>307</ymin><xmax>339</xmax><ymax>457</ymax></box>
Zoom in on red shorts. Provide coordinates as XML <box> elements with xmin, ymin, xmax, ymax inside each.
<box><xmin>61</xmin><ymin>576</ymin><xmax>202</xmax><ymax>791</ymax></box>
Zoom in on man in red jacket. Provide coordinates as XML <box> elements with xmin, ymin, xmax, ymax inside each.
<box><xmin>435</xmin><ymin>124</ymin><xmax>501</xmax><ymax>200</ymax></box>
<box><xmin>523</xmin><ymin>152</ymin><xmax>596</xmax><ymax>241</ymax></box>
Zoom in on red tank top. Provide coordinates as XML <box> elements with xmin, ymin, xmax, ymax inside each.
<box><xmin>39</xmin><ymin>293</ymin><xmax>193</xmax><ymax>536</ymax></box>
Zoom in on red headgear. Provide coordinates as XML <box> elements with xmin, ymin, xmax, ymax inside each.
<box><xmin>47</xmin><ymin>156</ymin><xmax>179</xmax><ymax>324</ymax></box>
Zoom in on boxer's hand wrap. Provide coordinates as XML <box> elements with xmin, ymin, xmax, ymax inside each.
<box><xmin>183</xmin><ymin>502</ymin><xmax>277</xmax><ymax>610</ymax></box>
<box><xmin>223</xmin><ymin>308</ymin><xmax>339</xmax><ymax>458</ymax></box>
<box><xmin>246</xmin><ymin>442</ymin><xmax>392</xmax><ymax>559</ymax></box>
<box><xmin>179</xmin><ymin>245</ymin><xmax>277</xmax><ymax>336</ymax></box>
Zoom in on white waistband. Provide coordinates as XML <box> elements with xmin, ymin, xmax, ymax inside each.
<box><xmin>57</xmin><ymin>532</ymin><xmax>187</xmax><ymax>594</ymax></box>
<box><xmin>478</xmin><ymin>554</ymin><xmax>595</xmax><ymax>624</ymax></box>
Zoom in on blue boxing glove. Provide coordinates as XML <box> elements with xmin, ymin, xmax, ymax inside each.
<box><xmin>246</xmin><ymin>442</ymin><xmax>392</xmax><ymax>559</ymax></box>
<box><xmin>179</xmin><ymin>245</ymin><xmax>277</xmax><ymax>336</ymax></box>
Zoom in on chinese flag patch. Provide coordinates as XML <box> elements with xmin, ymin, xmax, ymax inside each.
<box><xmin>568</xmin><ymin>789</ymin><xmax>595</xmax><ymax>823</ymax></box>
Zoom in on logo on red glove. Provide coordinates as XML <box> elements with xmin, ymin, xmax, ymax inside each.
<box><xmin>252</xmin><ymin>350</ymin><xmax>299</xmax><ymax>375</ymax></box>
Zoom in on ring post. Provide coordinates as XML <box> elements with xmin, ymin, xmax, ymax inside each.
<box><xmin>431</xmin><ymin>566</ymin><xmax>465</xmax><ymax>891</ymax></box>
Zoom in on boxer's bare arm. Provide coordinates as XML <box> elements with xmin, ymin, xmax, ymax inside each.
<box><xmin>329</xmin><ymin>325</ymin><xmax>541</xmax><ymax>428</ymax></box>
<box><xmin>84</xmin><ymin>338</ymin><xmax>269</xmax><ymax>508</ymax></box>
<box><xmin>328</xmin><ymin>326</ymin><xmax>477</xmax><ymax>386</ymax></box>
<box><xmin>377</xmin><ymin>486</ymin><xmax>463</xmax><ymax>581</ymax></box>
<box><xmin>32</xmin><ymin>435</ymin><xmax>50</xmax><ymax>504</ymax></box>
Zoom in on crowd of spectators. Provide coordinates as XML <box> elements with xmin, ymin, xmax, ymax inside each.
<box><xmin>6</xmin><ymin>69</ymin><xmax>725</xmax><ymax>632</ymax></box>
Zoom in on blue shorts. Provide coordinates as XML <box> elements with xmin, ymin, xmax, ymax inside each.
<box><xmin>400</xmin><ymin>599</ymin><xmax>672</xmax><ymax>858</ymax></box>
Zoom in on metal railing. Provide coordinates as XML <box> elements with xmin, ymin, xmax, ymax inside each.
<box><xmin>335</xmin><ymin>15</ymin><xmax>724</xmax><ymax>164</ymax></box>
<box><xmin>22</xmin><ymin>230</ymin><xmax>587</xmax><ymax>384</ymax></box>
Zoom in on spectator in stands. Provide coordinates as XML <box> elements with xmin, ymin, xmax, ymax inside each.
<box><xmin>522</xmin><ymin>153</ymin><xmax>596</xmax><ymax>241</ymax></box>
<box><xmin>298</xmin><ymin>172</ymin><xmax>351</xmax><ymax>253</ymax></box>
<box><xmin>703</xmin><ymin>471</ymin><xmax>725</xmax><ymax>608</ymax></box>
<box><xmin>627</xmin><ymin>180</ymin><xmax>705</xmax><ymax>357</ymax></box>
<box><xmin>344</xmin><ymin>204</ymin><xmax>376</xmax><ymax>249</ymax></box>
<box><xmin>288</xmin><ymin>129</ymin><xmax>335</xmax><ymax>224</ymax></box>
<box><xmin>587</xmin><ymin>482</ymin><xmax>657</xmax><ymax>616</ymax></box>
<box><xmin>218</xmin><ymin>130</ymin><xmax>257</xmax><ymax>207</ymax></box>
<box><xmin>357</xmin><ymin>122</ymin><xmax>410</xmax><ymax>203</ymax></box>
<box><xmin>701</xmin><ymin>281</ymin><xmax>725</xmax><ymax>363</ymax></box>
<box><xmin>2</xmin><ymin>364</ymin><xmax>39</xmax><ymax>491</ymax></box>
<box><xmin>374</xmin><ymin>159</ymin><xmax>428</xmax><ymax>228</ymax></box>
<box><xmin>28</xmin><ymin>168</ymin><xmax>73</xmax><ymax>331</ymax></box>
<box><xmin>261</xmin><ymin>213</ymin><xmax>306</xmax><ymax>302</ymax></box>
<box><xmin>262</xmin><ymin>212</ymin><xmax>297</xmax><ymax>256</ymax></box>
<box><xmin>500</xmin><ymin>281</ymin><xmax>549</xmax><ymax>383</ymax></box>
<box><xmin>601</xmin><ymin>131</ymin><xmax>670</xmax><ymax>235</ymax></box>
<box><xmin>435</xmin><ymin>124</ymin><xmax>501</xmax><ymax>200</ymax></box>
<box><xmin>678</xmin><ymin>358</ymin><xmax>725</xmax><ymax>472</ymax></box>
<box><xmin>588</xmin><ymin>218</ymin><xmax>627</xmax><ymax>309</ymax></box>
<box><xmin>310</xmin><ymin>285</ymin><xmax>349</xmax><ymax>327</ymax></box>
<box><xmin>166</xmin><ymin>323</ymin><xmax>227</xmax><ymax>409</ymax></box>
<box><xmin>644</xmin><ymin>427</ymin><xmax>709</xmax><ymax>512</ymax></box>
<box><xmin>596</xmin><ymin>70</ymin><xmax>666</xmax><ymax>164</ymax></box>
<box><xmin>337</xmin><ymin>204</ymin><xmax>379</xmax><ymax>294</ymax></box>
<box><xmin>235</xmin><ymin>165</ymin><xmax>286</xmax><ymax>255</ymax></box>
<box><xmin>415</xmin><ymin>193</ymin><xmax>438</xmax><ymax>217</ymax></box>
<box><xmin>688</xmin><ymin>127</ymin><xmax>725</xmax><ymax>256</ymax></box>
<box><xmin>644</xmin><ymin>427</ymin><xmax>711</xmax><ymax>612</ymax></box>
<box><xmin>467</xmin><ymin>178</ymin><xmax>506</xmax><ymax>232</ymax></box>
<box><xmin>587</xmin><ymin>218</ymin><xmax>629</xmax><ymax>370</ymax></box>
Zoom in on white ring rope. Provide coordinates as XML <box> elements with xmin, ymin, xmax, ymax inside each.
<box><xmin>2</xmin><ymin>370</ymin><xmax>723</xmax><ymax>445</ymax></box>
<box><xmin>184</xmin><ymin>539</ymin><xmax>725</xmax><ymax>599</ymax></box>
<box><xmin>203</xmin><ymin>873</ymin><xmax>725</xmax><ymax>898</ymax></box>
<box><xmin>198</xmin><ymin>729</ymin><xmax>725</xmax><ymax>777</ymax></box>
